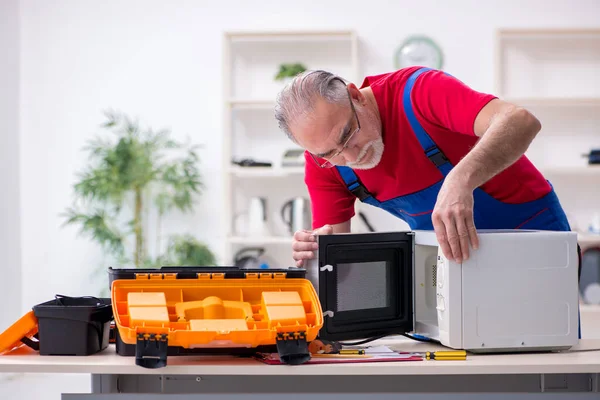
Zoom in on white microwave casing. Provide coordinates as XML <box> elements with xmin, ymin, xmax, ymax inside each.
<box><xmin>413</xmin><ymin>229</ymin><xmax>580</xmax><ymax>353</ymax></box>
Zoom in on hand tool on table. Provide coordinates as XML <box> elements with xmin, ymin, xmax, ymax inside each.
<box><xmin>413</xmin><ymin>350</ymin><xmax>467</xmax><ymax>360</ymax></box>
<box><xmin>362</xmin><ymin>349</ymin><xmax>467</xmax><ymax>360</ymax></box>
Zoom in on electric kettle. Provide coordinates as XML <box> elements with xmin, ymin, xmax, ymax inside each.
<box><xmin>247</xmin><ymin>197</ymin><xmax>269</xmax><ymax>235</ymax></box>
<box><xmin>281</xmin><ymin>197</ymin><xmax>312</xmax><ymax>235</ymax></box>
<box><xmin>234</xmin><ymin>247</ymin><xmax>278</xmax><ymax>269</ymax></box>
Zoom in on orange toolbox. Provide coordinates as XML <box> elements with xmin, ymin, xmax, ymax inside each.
<box><xmin>108</xmin><ymin>266</ymin><xmax>323</xmax><ymax>368</ymax></box>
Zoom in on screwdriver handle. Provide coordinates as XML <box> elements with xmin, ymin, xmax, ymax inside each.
<box><xmin>425</xmin><ymin>350</ymin><xmax>467</xmax><ymax>360</ymax></box>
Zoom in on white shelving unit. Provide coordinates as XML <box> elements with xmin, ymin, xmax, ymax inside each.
<box><xmin>496</xmin><ymin>28</ymin><xmax>600</xmax><ymax>249</ymax></box>
<box><xmin>221</xmin><ymin>30</ymin><xmax>359</xmax><ymax>268</ymax></box>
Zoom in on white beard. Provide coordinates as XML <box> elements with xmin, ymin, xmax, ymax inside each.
<box><xmin>347</xmin><ymin>138</ymin><xmax>384</xmax><ymax>170</ymax></box>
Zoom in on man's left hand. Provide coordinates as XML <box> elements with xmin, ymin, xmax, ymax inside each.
<box><xmin>432</xmin><ymin>175</ymin><xmax>479</xmax><ymax>263</ymax></box>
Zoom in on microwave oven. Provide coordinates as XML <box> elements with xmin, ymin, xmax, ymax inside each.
<box><xmin>305</xmin><ymin>229</ymin><xmax>580</xmax><ymax>353</ymax></box>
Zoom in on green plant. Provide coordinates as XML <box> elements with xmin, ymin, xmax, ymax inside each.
<box><xmin>158</xmin><ymin>234</ymin><xmax>216</xmax><ymax>267</ymax></box>
<box><xmin>275</xmin><ymin>63</ymin><xmax>307</xmax><ymax>81</ymax></box>
<box><xmin>62</xmin><ymin>109</ymin><xmax>216</xmax><ymax>268</ymax></box>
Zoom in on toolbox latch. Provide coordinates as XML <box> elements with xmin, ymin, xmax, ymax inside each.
<box><xmin>275</xmin><ymin>331</ymin><xmax>310</xmax><ymax>365</ymax></box>
<box><xmin>135</xmin><ymin>333</ymin><xmax>168</xmax><ymax>369</ymax></box>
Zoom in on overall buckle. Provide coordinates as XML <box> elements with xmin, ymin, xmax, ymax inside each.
<box><xmin>348</xmin><ymin>181</ymin><xmax>371</xmax><ymax>201</ymax></box>
<box><xmin>425</xmin><ymin>146</ymin><xmax>449</xmax><ymax>167</ymax></box>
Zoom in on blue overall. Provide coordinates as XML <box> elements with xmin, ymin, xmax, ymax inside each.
<box><xmin>335</xmin><ymin>67</ymin><xmax>580</xmax><ymax>337</ymax></box>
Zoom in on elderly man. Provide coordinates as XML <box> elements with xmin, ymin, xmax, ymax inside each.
<box><xmin>274</xmin><ymin>67</ymin><xmax>574</xmax><ymax>267</ymax></box>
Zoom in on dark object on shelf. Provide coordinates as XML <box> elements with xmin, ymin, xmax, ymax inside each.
<box><xmin>582</xmin><ymin>149</ymin><xmax>600</xmax><ymax>165</ymax></box>
<box><xmin>281</xmin><ymin>148</ymin><xmax>306</xmax><ymax>167</ymax></box>
<box><xmin>233</xmin><ymin>247</ymin><xmax>267</xmax><ymax>269</ymax></box>
<box><xmin>580</xmin><ymin>247</ymin><xmax>600</xmax><ymax>305</ymax></box>
<box><xmin>232</xmin><ymin>158</ymin><xmax>272</xmax><ymax>167</ymax></box>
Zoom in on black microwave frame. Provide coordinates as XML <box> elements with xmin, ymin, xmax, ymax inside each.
<box><xmin>317</xmin><ymin>231</ymin><xmax>414</xmax><ymax>341</ymax></box>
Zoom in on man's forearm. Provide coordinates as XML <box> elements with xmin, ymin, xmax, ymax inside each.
<box><xmin>449</xmin><ymin>105</ymin><xmax>542</xmax><ymax>191</ymax></box>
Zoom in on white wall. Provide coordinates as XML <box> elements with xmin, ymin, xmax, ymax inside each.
<box><xmin>17</xmin><ymin>0</ymin><xmax>600</xmax><ymax>309</ymax></box>
<box><xmin>0</xmin><ymin>0</ymin><xmax>22</xmax><ymax>331</ymax></box>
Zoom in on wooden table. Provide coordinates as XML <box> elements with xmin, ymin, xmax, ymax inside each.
<box><xmin>1</xmin><ymin>337</ymin><xmax>599</xmax><ymax>398</ymax></box>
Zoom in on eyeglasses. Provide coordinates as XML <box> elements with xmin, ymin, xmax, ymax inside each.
<box><xmin>309</xmin><ymin>78</ymin><xmax>361</xmax><ymax>169</ymax></box>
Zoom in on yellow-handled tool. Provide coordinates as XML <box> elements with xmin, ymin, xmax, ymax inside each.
<box><xmin>417</xmin><ymin>350</ymin><xmax>467</xmax><ymax>360</ymax></box>
<box><xmin>339</xmin><ymin>349</ymin><xmax>366</xmax><ymax>355</ymax></box>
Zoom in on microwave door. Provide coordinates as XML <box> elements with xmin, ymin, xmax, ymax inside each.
<box><xmin>317</xmin><ymin>232</ymin><xmax>414</xmax><ymax>341</ymax></box>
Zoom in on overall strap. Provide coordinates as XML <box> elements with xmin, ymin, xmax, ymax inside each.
<box><xmin>335</xmin><ymin>166</ymin><xmax>372</xmax><ymax>201</ymax></box>
<box><xmin>402</xmin><ymin>67</ymin><xmax>451</xmax><ymax>171</ymax></box>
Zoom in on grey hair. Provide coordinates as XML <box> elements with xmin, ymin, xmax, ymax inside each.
<box><xmin>274</xmin><ymin>69</ymin><xmax>349</xmax><ymax>143</ymax></box>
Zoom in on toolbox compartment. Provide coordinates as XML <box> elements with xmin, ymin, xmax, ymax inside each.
<box><xmin>0</xmin><ymin>295</ymin><xmax>113</xmax><ymax>356</ymax></box>
<box><xmin>33</xmin><ymin>295</ymin><xmax>113</xmax><ymax>356</ymax></box>
<box><xmin>108</xmin><ymin>266</ymin><xmax>322</xmax><ymax>368</ymax></box>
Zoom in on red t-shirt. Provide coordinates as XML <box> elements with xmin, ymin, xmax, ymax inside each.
<box><xmin>304</xmin><ymin>67</ymin><xmax>552</xmax><ymax>229</ymax></box>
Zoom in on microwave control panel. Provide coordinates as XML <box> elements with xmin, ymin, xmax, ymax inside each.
<box><xmin>436</xmin><ymin>253</ymin><xmax>447</xmax><ymax>318</ymax></box>
<box><xmin>435</xmin><ymin>247</ymin><xmax>463</xmax><ymax>348</ymax></box>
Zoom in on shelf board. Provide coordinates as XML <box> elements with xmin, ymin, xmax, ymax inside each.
<box><xmin>229</xmin><ymin>166</ymin><xmax>305</xmax><ymax>178</ymax></box>
<box><xmin>505</xmin><ymin>97</ymin><xmax>600</xmax><ymax>108</ymax></box>
<box><xmin>578</xmin><ymin>232</ymin><xmax>600</xmax><ymax>247</ymax></box>
<box><xmin>580</xmin><ymin>304</ymin><xmax>600</xmax><ymax>312</ymax></box>
<box><xmin>227</xmin><ymin>233</ymin><xmax>600</xmax><ymax>247</ymax></box>
<box><xmin>540</xmin><ymin>165</ymin><xmax>600</xmax><ymax>176</ymax></box>
<box><xmin>228</xmin><ymin>99</ymin><xmax>275</xmax><ymax>110</ymax></box>
<box><xmin>228</xmin><ymin>235</ymin><xmax>293</xmax><ymax>245</ymax></box>
<box><xmin>498</xmin><ymin>28</ymin><xmax>600</xmax><ymax>38</ymax></box>
<box><xmin>226</xmin><ymin>30</ymin><xmax>355</xmax><ymax>43</ymax></box>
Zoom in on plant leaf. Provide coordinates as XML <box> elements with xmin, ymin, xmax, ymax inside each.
<box><xmin>62</xmin><ymin>207</ymin><xmax>125</xmax><ymax>255</ymax></box>
<box><xmin>160</xmin><ymin>234</ymin><xmax>216</xmax><ymax>266</ymax></box>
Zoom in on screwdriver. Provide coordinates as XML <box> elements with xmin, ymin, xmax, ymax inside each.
<box><xmin>415</xmin><ymin>350</ymin><xmax>467</xmax><ymax>360</ymax></box>
<box><xmin>339</xmin><ymin>349</ymin><xmax>366</xmax><ymax>355</ymax></box>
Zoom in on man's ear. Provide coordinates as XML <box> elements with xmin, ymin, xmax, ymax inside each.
<box><xmin>346</xmin><ymin>83</ymin><xmax>364</xmax><ymax>104</ymax></box>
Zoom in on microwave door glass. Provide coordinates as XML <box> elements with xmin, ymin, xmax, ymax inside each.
<box><xmin>317</xmin><ymin>232</ymin><xmax>414</xmax><ymax>341</ymax></box>
<box><xmin>337</xmin><ymin>260</ymin><xmax>389</xmax><ymax>311</ymax></box>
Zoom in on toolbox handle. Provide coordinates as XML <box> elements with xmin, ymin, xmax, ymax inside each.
<box><xmin>54</xmin><ymin>294</ymin><xmax>107</xmax><ymax>306</ymax></box>
<box><xmin>20</xmin><ymin>333</ymin><xmax>40</xmax><ymax>351</ymax></box>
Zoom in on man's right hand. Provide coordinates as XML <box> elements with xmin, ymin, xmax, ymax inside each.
<box><xmin>292</xmin><ymin>224</ymin><xmax>333</xmax><ymax>267</ymax></box>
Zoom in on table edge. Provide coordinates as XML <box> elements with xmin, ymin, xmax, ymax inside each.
<box><xmin>2</xmin><ymin>364</ymin><xmax>600</xmax><ymax>376</ymax></box>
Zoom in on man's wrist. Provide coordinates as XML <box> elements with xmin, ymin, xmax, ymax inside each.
<box><xmin>446</xmin><ymin>165</ymin><xmax>479</xmax><ymax>192</ymax></box>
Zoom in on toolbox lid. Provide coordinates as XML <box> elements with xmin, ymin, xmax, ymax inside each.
<box><xmin>0</xmin><ymin>311</ymin><xmax>39</xmax><ymax>355</ymax></box>
<box><xmin>317</xmin><ymin>231</ymin><xmax>414</xmax><ymax>341</ymax></box>
<box><xmin>108</xmin><ymin>266</ymin><xmax>307</xmax><ymax>285</ymax></box>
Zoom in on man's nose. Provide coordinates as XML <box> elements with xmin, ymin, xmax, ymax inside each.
<box><xmin>341</xmin><ymin>143</ymin><xmax>360</xmax><ymax>163</ymax></box>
